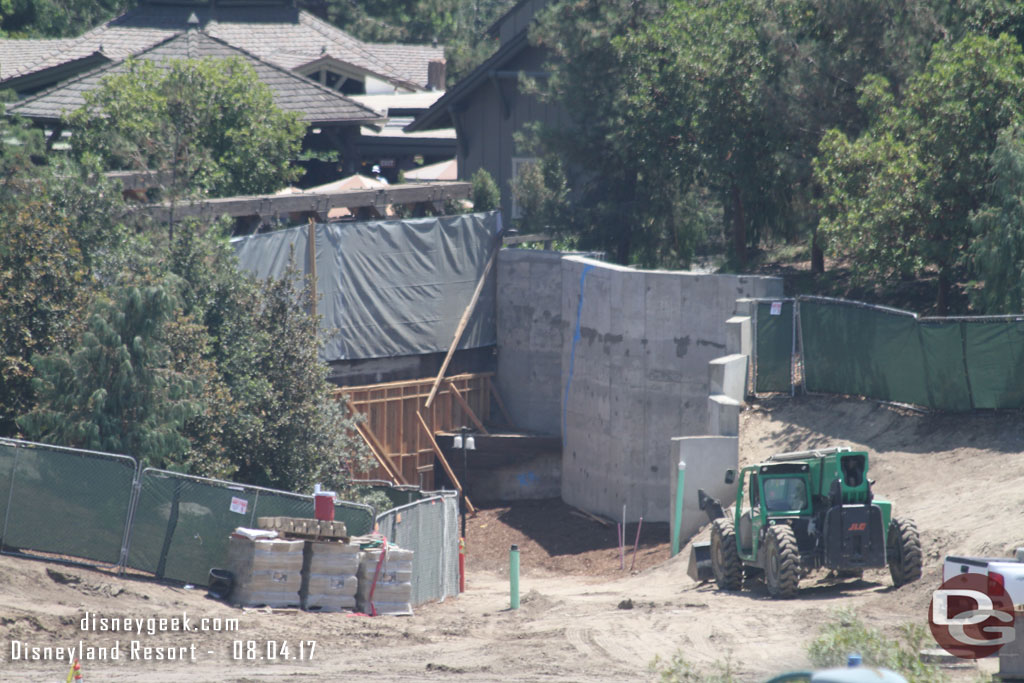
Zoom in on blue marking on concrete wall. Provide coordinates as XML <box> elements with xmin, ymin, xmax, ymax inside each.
<box><xmin>562</xmin><ymin>264</ymin><xmax>594</xmax><ymax>449</ymax></box>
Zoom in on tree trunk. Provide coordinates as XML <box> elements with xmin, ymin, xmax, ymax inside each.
<box><xmin>731</xmin><ymin>183</ymin><xmax>747</xmax><ymax>270</ymax></box>
<box><xmin>936</xmin><ymin>271</ymin><xmax>950</xmax><ymax>315</ymax></box>
<box><xmin>811</xmin><ymin>226</ymin><xmax>824</xmax><ymax>274</ymax></box>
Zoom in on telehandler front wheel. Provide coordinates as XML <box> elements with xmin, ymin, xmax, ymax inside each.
<box><xmin>764</xmin><ymin>524</ymin><xmax>800</xmax><ymax>599</ymax></box>
<box><xmin>710</xmin><ymin>518</ymin><xmax>743</xmax><ymax>591</ymax></box>
<box><xmin>887</xmin><ymin>518</ymin><xmax>923</xmax><ymax>587</ymax></box>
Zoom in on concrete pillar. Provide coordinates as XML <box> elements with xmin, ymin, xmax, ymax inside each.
<box><xmin>709</xmin><ymin>354</ymin><xmax>748</xmax><ymax>403</ymax></box>
<box><xmin>708</xmin><ymin>394</ymin><xmax>741</xmax><ymax>436</ymax></box>
<box><xmin>725</xmin><ymin>315</ymin><xmax>751</xmax><ymax>357</ymax></box>
<box><xmin>669</xmin><ymin>436</ymin><xmax>739</xmax><ymax>549</ymax></box>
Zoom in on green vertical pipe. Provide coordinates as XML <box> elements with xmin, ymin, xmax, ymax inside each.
<box><xmin>671</xmin><ymin>461</ymin><xmax>686</xmax><ymax>557</ymax></box>
<box><xmin>509</xmin><ymin>544</ymin><xmax>520</xmax><ymax>609</ymax></box>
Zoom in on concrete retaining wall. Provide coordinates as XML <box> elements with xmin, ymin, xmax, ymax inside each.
<box><xmin>558</xmin><ymin>256</ymin><xmax>782</xmax><ymax>522</ymax></box>
<box><xmin>669</xmin><ymin>436</ymin><xmax>739</xmax><ymax>546</ymax></box>
<box><xmin>495</xmin><ymin>249</ymin><xmax>565</xmax><ymax>435</ymax></box>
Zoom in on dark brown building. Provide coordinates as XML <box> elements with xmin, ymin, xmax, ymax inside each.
<box><xmin>404</xmin><ymin>0</ymin><xmax>563</xmax><ymax>220</ymax></box>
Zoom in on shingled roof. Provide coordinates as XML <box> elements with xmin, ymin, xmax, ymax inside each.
<box><xmin>7</xmin><ymin>30</ymin><xmax>387</xmax><ymax>126</ymax></box>
<box><xmin>0</xmin><ymin>2</ymin><xmax>444</xmax><ymax>93</ymax></box>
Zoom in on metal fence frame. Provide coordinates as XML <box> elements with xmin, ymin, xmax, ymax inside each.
<box><xmin>375</xmin><ymin>491</ymin><xmax>460</xmax><ymax>605</ymax></box>
<box><xmin>0</xmin><ymin>438</ymin><xmax>139</xmax><ymax>569</ymax></box>
<box><xmin>0</xmin><ymin>438</ymin><xmax>377</xmax><ymax>586</ymax></box>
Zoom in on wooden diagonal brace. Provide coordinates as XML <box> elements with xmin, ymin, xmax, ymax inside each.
<box><xmin>447</xmin><ymin>380</ymin><xmax>488</xmax><ymax>434</ymax></box>
<box><xmin>416</xmin><ymin>410</ymin><xmax>475</xmax><ymax>514</ymax></box>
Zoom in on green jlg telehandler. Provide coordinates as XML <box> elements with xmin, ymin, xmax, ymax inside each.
<box><xmin>691</xmin><ymin>447</ymin><xmax>922</xmax><ymax>598</ymax></box>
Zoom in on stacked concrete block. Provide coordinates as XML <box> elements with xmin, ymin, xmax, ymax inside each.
<box><xmin>356</xmin><ymin>546</ymin><xmax>413</xmax><ymax>616</ymax></box>
<box><xmin>226</xmin><ymin>535</ymin><xmax>304</xmax><ymax>608</ymax></box>
<box><xmin>707</xmin><ymin>394</ymin><xmax>741</xmax><ymax>437</ymax></box>
<box><xmin>300</xmin><ymin>541</ymin><xmax>363</xmax><ymax>612</ymax></box>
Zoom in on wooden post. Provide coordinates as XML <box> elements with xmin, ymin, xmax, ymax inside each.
<box><xmin>416</xmin><ymin>410</ymin><xmax>475</xmax><ymax>513</ymax></box>
<box><xmin>307</xmin><ymin>217</ymin><xmax>318</xmax><ymax>319</ymax></box>
<box><xmin>424</xmin><ymin>240</ymin><xmax>500</xmax><ymax>409</ymax></box>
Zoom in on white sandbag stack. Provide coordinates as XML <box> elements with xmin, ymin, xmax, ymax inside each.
<box><xmin>357</xmin><ymin>546</ymin><xmax>414</xmax><ymax>616</ymax></box>
<box><xmin>301</xmin><ymin>541</ymin><xmax>363</xmax><ymax>612</ymax></box>
<box><xmin>227</xmin><ymin>531</ymin><xmax>304</xmax><ymax>608</ymax></box>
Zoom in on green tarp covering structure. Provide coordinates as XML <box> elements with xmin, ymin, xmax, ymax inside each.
<box><xmin>232</xmin><ymin>212</ymin><xmax>501</xmax><ymax>362</ymax></box>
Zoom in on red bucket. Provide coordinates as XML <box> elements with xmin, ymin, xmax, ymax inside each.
<box><xmin>314</xmin><ymin>492</ymin><xmax>335</xmax><ymax>521</ymax></box>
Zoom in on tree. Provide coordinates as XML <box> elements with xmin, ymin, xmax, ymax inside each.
<box><xmin>470</xmin><ymin>168</ymin><xmax>500</xmax><ymax>212</ymax></box>
<box><xmin>18</xmin><ymin>281</ymin><xmax>201</xmax><ymax>467</ymax></box>
<box><xmin>66</xmin><ymin>57</ymin><xmax>305</xmax><ymax>206</ymax></box>
<box><xmin>0</xmin><ymin>0</ymin><xmax>131</xmax><ymax>37</ymax></box>
<box><xmin>164</xmin><ymin>219</ymin><xmax>373</xmax><ymax>493</ymax></box>
<box><xmin>0</xmin><ymin>103</ymin><xmax>131</xmax><ymax>437</ymax></box>
<box><xmin>969</xmin><ymin>126</ymin><xmax>1024</xmax><ymax>313</ymax></box>
<box><xmin>0</xmin><ymin>197</ymin><xmax>90</xmax><ymax>436</ymax></box>
<box><xmin>815</xmin><ymin>34</ymin><xmax>1024</xmax><ymax>312</ymax></box>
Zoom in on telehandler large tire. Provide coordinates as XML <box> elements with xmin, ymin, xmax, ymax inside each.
<box><xmin>710</xmin><ymin>518</ymin><xmax>743</xmax><ymax>591</ymax></box>
<box><xmin>764</xmin><ymin>524</ymin><xmax>800</xmax><ymax>598</ymax></box>
<box><xmin>887</xmin><ymin>518</ymin><xmax>923</xmax><ymax>587</ymax></box>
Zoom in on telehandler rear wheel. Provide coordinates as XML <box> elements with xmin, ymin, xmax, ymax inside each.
<box><xmin>764</xmin><ymin>524</ymin><xmax>800</xmax><ymax>598</ymax></box>
<box><xmin>887</xmin><ymin>518</ymin><xmax>923</xmax><ymax>587</ymax></box>
<box><xmin>710</xmin><ymin>518</ymin><xmax>743</xmax><ymax>591</ymax></box>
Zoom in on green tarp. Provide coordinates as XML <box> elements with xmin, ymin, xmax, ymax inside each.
<box><xmin>963</xmin><ymin>321</ymin><xmax>1024</xmax><ymax>409</ymax></box>
<box><xmin>755</xmin><ymin>300</ymin><xmax>794</xmax><ymax>392</ymax></box>
<box><xmin>127</xmin><ymin>470</ymin><xmax>375</xmax><ymax>587</ymax></box>
<box><xmin>0</xmin><ymin>442</ymin><xmax>135</xmax><ymax>565</ymax></box>
<box><xmin>801</xmin><ymin>300</ymin><xmax>929</xmax><ymax>406</ymax></box>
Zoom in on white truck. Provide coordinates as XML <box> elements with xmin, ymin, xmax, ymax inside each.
<box><xmin>943</xmin><ymin>551</ymin><xmax>1024</xmax><ymax>607</ymax></box>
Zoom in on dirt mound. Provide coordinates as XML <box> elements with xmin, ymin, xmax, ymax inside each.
<box><xmin>1</xmin><ymin>395</ymin><xmax>1021</xmax><ymax>681</ymax></box>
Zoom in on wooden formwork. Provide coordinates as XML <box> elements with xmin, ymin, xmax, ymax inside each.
<box><xmin>335</xmin><ymin>372</ymin><xmax>509</xmax><ymax>491</ymax></box>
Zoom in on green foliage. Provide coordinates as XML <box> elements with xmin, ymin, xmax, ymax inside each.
<box><xmin>648</xmin><ymin>652</ymin><xmax>738</xmax><ymax>683</ymax></box>
<box><xmin>162</xmin><ymin>220</ymin><xmax>373</xmax><ymax>493</ymax></box>
<box><xmin>0</xmin><ymin>0</ymin><xmax>130</xmax><ymax>37</ymax></box>
<box><xmin>301</xmin><ymin>0</ymin><xmax>515</xmax><ymax>84</ymax></box>
<box><xmin>815</xmin><ymin>33</ymin><xmax>1024</xmax><ymax>311</ymax></box>
<box><xmin>67</xmin><ymin>57</ymin><xmax>305</xmax><ymax>201</ymax></box>
<box><xmin>969</xmin><ymin>126</ymin><xmax>1024</xmax><ymax>313</ymax></box>
<box><xmin>470</xmin><ymin>167</ymin><xmax>500</xmax><ymax>212</ymax></box>
<box><xmin>0</xmin><ymin>196</ymin><xmax>90</xmax><ymax>436</ymax></box>
<box><xmin>18</xmin><ymin>281</ymin><xmax>201</xmax><ymax>468</ymax></box>
<box><xmin>807</xmin><ymin>609</ymin><xmax>944</xmax><ymax>683</ymax></box>
<box><xmin>509</xmin><ymin>155</ymin><xmax>569</xmax><ymax>235</ymax></box>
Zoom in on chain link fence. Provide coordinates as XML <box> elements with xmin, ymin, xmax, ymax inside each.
<box><xmin>753</xmin><ymin>295</ymin><xmax>1024</xmax><ymax>410</ymax></box>
<box><xmin>0</xmin><ymin>439</ymin><xmax>375</xmax><ymax>587</ymax></box>
<box><xmin>0</xmin><ymin>439</ymin><xmax>136</xmax><ymax>566</ymax></box>
<box><xmin>375</xmin><ymin>492</ymin><xmax>460</xmax><ymax>605</ymax></box>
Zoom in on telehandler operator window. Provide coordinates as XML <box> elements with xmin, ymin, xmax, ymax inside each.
<box><xmin>763</xmin><ymin>477</ymin><xmax>807</xmax><ymax>512</ymax></box>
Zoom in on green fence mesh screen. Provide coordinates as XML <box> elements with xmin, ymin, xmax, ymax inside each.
<box><xmin>0</xmin><ymin>441</ymin><xmax>136</xmax><ymax>565</ymax></box>
<box><xmin>963</xmin><ymin>320</ymin><xmax>1024</xmax><ymax>410</ymax></box>
<box><xmin>755</xmin><ymin>300</ymin><xmax>794</xmax><ymax>392</ymax></box>
<box><xmin>127</xmin><ymin>470</ymin><xmax>375</xmax><ymax>586</ymax></box>
<box><xmin>917</xmin><ymin>321</ymin><xmax>972</xmax><ymax>411</ymax></box>
<box><xmin>375</xmin><ymin>493</ymin><xmax>459</xmax><ymax>606</ymax></box>
<box><xmin>801</xmin><ymin>299</ymin><xmax>930</xmax><ymax>406</ymax></box>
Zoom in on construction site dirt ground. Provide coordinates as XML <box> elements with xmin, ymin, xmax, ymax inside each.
<box><xmin>3</xmin><ymin>395</ymin><xmax>1023</xmax><ymax>681</ymax></box>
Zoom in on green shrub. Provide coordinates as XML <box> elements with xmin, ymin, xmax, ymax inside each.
<box><xmin>807</xmin><ymin>608</ymin><xmax>945</xmax><ymax>683</ymax></box>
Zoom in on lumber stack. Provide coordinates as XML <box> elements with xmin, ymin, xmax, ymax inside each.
<box><xmin>300</xmin><ymin>541</ymin><xmax>363</xmax><ymax>612</ymax></box>
<box><xmin>357</xmin><ymin>546</ymin><xmax>414</xmax><ymax>616</ymax></box>
<box><xmin>226</xmin><ymin>533</ymin><xmax>304</xmax><ymax>608</ymax></box>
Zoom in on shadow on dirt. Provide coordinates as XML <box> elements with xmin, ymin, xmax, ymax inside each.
<box><xmin>748</xmin><ymin>395</ymin><xmax>1024</xmax><ymax>455</ymax></box>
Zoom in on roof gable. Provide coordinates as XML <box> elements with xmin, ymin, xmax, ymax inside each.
<box><xmin>0</xmin><ymin>3</ymin><xmax>441</xmax><ymax>92</ymax></box>
<box><xmin>7</xmin><ymin>30</ymin><xmax>386</xmax><ymax>126</ymax></box>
